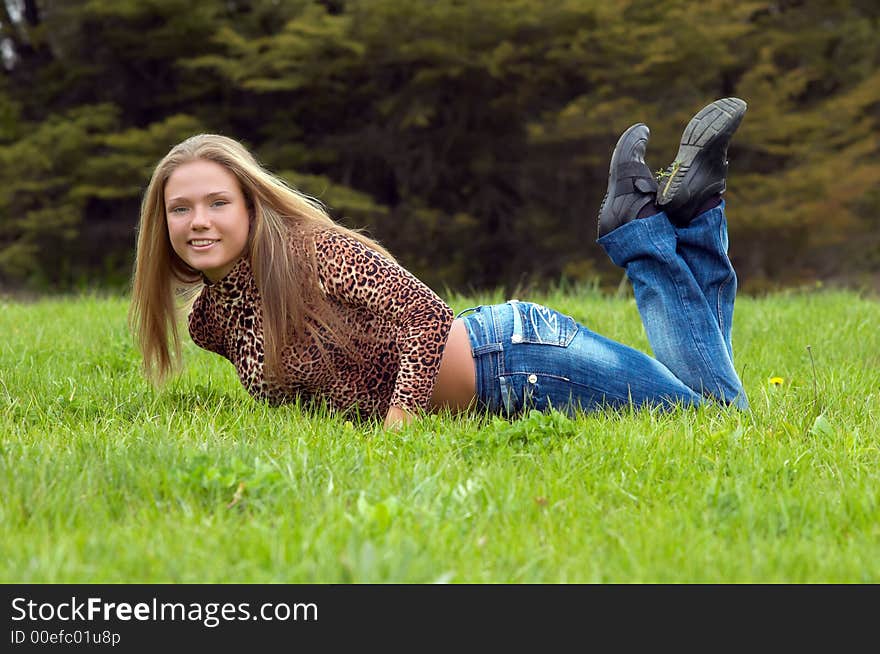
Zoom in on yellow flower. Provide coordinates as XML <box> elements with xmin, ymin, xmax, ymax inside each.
<box><xmin>769</xmin><ymin>376</ymin><xmax>784</xmax><ymax>386</ymax></box>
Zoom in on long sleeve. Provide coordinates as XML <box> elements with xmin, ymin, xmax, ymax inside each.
<box><xmin>313</xmin><ymin>229</ymin><xmax>454</xmax><ymax>414</ymax></box>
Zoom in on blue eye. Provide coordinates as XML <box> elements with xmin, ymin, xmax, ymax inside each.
<box><xmin>169</xmin><ymin>206</ymin><xmax>189</xmax><ymax>214</ymax></box>
<box><xmin>211</xmin><ymin>200</ymin><xmax>229</xmax><ymax>208</ymax></box>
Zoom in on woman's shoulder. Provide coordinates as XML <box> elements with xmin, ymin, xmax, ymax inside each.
<box><xmin>310</xmin><ymin>225</ymin><xmax>357</xmax><ymax>247</ymax></box>
<box><xmin>284</xmin><ymin>221</ymin><xmax>343</xmax><ymax>252</ymax></box>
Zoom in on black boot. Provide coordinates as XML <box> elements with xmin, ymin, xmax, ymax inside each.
<box><xmin>656</xmin><ymin>97</ymin><xmax>747</xmax><ymax>226</ymax></box>
<box><xmin>597</xmin><ymin>123</ymin><xmax>659</xmax><ymax>239</ymax></box>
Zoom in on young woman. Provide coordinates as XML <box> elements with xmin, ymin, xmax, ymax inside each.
<box><xmin>129</xmin><ymin>97</ymin><xmax>749</xmax><ymax>429</ymax></box>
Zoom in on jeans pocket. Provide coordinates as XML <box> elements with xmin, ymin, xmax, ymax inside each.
<box><xmin>509</xmin><ymin>301</ymin><xmax>577</xmax><ymax>347</ymax></box>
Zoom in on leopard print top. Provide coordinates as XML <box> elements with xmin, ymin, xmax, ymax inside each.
<box><xmin>187</xmin><ymin>228</ymin><xmax>454</xmax><ymax>420</ymax></box>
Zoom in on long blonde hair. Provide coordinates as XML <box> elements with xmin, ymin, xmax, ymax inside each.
<box><xmin>129</xmin><ymin>133</ymin><xmax>394</xmax><ymax>384</ymax></box>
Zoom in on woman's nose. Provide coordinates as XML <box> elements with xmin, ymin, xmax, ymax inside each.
<box><xmin>190</xmin><ymin>206</ymin><xmax>210</xmax><ymax>228</ymax></box>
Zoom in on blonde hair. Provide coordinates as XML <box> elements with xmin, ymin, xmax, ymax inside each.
<box><xmin>129</xmin><ymin>133</ymin><xmax>394</xmax><ymax>384</ymax></box>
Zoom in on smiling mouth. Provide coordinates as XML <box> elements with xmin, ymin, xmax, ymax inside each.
<box><xmin>189</xmin><ymin>239</ymin><xmax>219</xmax><ymax>247</ymax></box>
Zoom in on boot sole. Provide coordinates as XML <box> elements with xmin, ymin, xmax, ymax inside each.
<box><xmin>656</xmin><ymin>98</ymin><xmax>746</xmax><ymax>212</ymax></box>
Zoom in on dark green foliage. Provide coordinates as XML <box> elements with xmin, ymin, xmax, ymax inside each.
<box><xmin>1</xmin><ymin>0</ymin><xmax>878</xmax><ymax>292</ymax></box>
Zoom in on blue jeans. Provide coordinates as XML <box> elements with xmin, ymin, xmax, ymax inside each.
<box><xmin>458</xmin><ymin>202</ymin><xmax>748</xmax><ymax>417</ymax></box>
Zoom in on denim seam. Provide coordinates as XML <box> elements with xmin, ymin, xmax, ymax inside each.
<box><xmin>717</xmin><ymin>278</ymin><xmax>729</xmax><ymax>339</ymax></box>
<box><xmin>505</xmin><ymin>371</ymin><xmax>572</xmax><ymax>383</ymax></box>
<box><xmin>715</xmin><ymin>219</ymin><xmax>733</xmax><ymax>343</ymax></box>
<box><xmin>489</xmin><ymin>304</ymin><xmax>507</xmax><ymax>413</ymax></box>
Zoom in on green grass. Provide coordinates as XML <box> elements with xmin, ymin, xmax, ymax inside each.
<box><xmin>1</xmin><ymin>287</ymin><xmax>878</xmax><ymax>583</ymax></box>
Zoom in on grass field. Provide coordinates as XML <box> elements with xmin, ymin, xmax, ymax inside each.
<box><xmin>1</xmin><ymin>287</ymin><xmax>878</xmax><ymax>583</ymax></box>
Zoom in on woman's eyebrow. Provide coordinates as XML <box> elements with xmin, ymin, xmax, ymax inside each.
<box><xmin>166</xmin><ymin>191</ymin><xmax>232</xmax><ymax>204</ymax></box>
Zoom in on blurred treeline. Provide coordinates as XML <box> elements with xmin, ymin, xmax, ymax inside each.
<box><xmin>1</xmin><ymin>0</ymin><xmax>878</xmax><ymax>294</ymax></box>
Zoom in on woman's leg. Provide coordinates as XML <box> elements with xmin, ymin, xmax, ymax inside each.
<box><xmin>595</xmin><ymin>99</ymin><xmax>749</xmax><ymax>409</ymax></box>
<box><xmin>655</xmin><ymin>97</ymin><xmax>748</xmax><ymax>364</ymax></box>
<box><xmin>675</xmin><ymin>201</ymin><xmax>737</xmax><ymax>362</ymax></box>
<box><xmin>597</xmin><ymin>212</ymin><xmax>747</xmax><ymax>408</ymax></box>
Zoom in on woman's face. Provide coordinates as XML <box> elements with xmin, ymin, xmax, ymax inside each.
<box><xmin>165</xmin><ymin>159</ymin><xmax>251</xmax><ymax>282</ymax></box>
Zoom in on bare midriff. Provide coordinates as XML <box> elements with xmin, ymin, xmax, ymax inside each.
<box><xmin>429</xmin><ymin>318</ymin><xmax>477</xmax><ymax>414</ymax></box>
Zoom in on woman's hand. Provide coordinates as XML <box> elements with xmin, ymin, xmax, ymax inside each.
<box><xmin>384</xmin><ymin>406</ymin><xmax>416</xmax><ymax>430</ymax></box>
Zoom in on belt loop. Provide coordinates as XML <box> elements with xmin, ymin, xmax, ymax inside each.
<box><xmin>509</xmin><ymin>301</ymin><xmax>523</xmax><ymax>344</ymax></box>
<box><xmin>491</xmin><ymin>302</ymin><xmax>506</xmax><ymax>344</ymax></box>
<box><xmin>488</xmin><ymin>304</ymin><xmax>498</xmax><ymax>344</ymax></box>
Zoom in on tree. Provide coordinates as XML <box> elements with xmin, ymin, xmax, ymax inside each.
<box><xmin>1</xmin><ymin>0</ymin><xmax>878</xmax><ymax>292</ymax></box>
